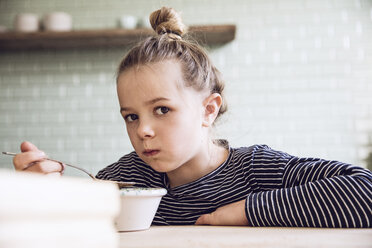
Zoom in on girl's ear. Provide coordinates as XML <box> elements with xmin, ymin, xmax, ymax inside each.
<box><xmin>202</xmin><ymin>93</ymin><xmax>222</xmax><ymax>127</ymax></box>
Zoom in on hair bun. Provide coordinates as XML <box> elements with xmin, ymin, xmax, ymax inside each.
<box><xmin>149</xmin><ymin>7</ymin><xmax>187</xmax><ymax>37</ymax></box>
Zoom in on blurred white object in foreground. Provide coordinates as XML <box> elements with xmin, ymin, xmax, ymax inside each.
<box><xmin>0</xmin><ymin>170</ymin><xmax>119</xmax><ymax>248</ymax></box>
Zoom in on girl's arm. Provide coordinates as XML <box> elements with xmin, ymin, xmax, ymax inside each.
<box><xmin>245</xmin><ymin>157</ymin><xmax>371</xmax><ymax>228</ymax></box>
<box><xmin>197</xmin><ymin>147</ymin><xmax>371</xmax><ymax>228</ymax></box>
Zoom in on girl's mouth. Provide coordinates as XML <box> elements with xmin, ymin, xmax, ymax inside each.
<box><xmin>143</xmin><ymin>149</ymin><xmax>160</xmax><ymax>157</ymax></box>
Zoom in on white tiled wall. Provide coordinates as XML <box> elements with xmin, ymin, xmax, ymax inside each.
<box><xmin>0</xmin><ymin>0</ymin><xmax>371</xmax><ymax>177</ymax></box>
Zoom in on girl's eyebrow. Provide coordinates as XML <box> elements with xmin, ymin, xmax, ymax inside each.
<box><xmin>120</xmin><ymin>107</ymin><xmax>130</xmax><ymax>113</ymax></box>
<box><xmin>120</xmin><ymin>97</ymin><xmax>170</xmax><ymax>112</ymax></box>
<box><xmin>145</xmin><ymin>97</ymin><xmax>170</xmax><ymax>105</ymax></box>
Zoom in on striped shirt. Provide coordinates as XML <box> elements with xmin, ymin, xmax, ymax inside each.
<box><xmin>96</xmin><ymin>145</ymin><xmax>372</xmax><ymax>227</ymax></box>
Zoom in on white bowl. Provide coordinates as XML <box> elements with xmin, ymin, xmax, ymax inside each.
<box><xmin>116</xmin><ymin>187</ymin><xmax>167</xmax><ymax>232</ymax></box>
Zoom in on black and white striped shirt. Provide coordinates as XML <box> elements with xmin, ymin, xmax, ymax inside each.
<box><xmin>96</xmin><ymin>145</ymin><xmax>372</xmax><ymax>227</ymax></box>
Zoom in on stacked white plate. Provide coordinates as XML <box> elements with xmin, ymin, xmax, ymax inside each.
<box><xmin>0</xmin><ymin>170</ymin><xmax>120</xmax><ymax>248</ymax></box>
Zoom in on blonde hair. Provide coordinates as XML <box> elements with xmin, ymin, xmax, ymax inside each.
<box><xmin>117</xmin><ymin>7</ymin><xmax>227</xmax><ymax>119</ymax></box>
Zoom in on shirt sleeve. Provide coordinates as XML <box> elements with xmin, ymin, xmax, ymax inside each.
<box><xmin>245</xmin><ymin>148</ymin><xmax>372</xmax><ymax>228</ymax></box>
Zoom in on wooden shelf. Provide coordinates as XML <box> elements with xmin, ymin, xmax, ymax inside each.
<box><xmin>0</xmin><ymin>25</ymin><xmax>235</xmax><ymax>51</ymax></box>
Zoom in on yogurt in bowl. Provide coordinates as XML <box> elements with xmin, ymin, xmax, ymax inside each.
<box><xmin>116</xmin><ymin>187</ymin><xmax>167</xmax><ymax>231</ymax></box>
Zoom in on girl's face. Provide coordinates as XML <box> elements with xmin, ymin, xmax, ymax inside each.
<box><xmin>117</xmin><ymin>60</ymin><xmax>207</xmax><ymax>173</ymax></box>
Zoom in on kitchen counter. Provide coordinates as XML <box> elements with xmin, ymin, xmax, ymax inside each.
<box><xmin>119</xmin><ymin>225</ymin><xmax>372</xmax><ymax>248</ymax></box>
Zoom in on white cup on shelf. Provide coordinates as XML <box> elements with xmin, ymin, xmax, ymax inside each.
<box><xmin>119</xmin><ymin>15</ymin><xmax>138</xmax><ymax>29</ymax></box>
<box><xmin>43</xmin><ymin>12</ymin><xmax>72</xmax><ymax>31</ymax></box>
<box><xmin>14</xmin><ymin>13</ymin><xmax>39</xmax><ymax>32</ymax></box>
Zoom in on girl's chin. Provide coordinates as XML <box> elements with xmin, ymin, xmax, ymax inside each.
<box><xmin>145</xmin><ymin>161</ymin><xmax>176</xmax><ymax>173</ymax></box>
<box><xmin>137</xmin><ymin>153</ymin><xmax>181</xmax><ymax>172</ymax></box>
<box><xmin>149</xmin><ymin>164</ymin><xmax>172</xmax><ymax>173</ymax></box>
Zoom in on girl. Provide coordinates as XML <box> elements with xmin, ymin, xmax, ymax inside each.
<box><xmin>13</xmin><ymin>7</ymin><xmax>371</xmax><ymax>228</ymax></box>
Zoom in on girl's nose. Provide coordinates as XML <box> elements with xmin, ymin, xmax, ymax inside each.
<box><xmin>137</xmin><ymin>120</ymin><xmax>155</xmax><ymax>139</ymax></box>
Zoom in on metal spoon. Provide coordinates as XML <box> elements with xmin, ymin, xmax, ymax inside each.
<box><xmin>2</xmin><ymin>151</ymin><xmax>135</xmax><ymax>188</ymax></box>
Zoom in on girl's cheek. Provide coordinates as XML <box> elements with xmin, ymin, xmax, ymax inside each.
<box><xmin>126</xmin><ymin>127</ymin><xmax>137</xmax><ymax>140</ymax></box>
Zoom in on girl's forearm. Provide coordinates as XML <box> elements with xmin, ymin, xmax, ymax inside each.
<box><xmin>245</xmin><ymin>174</ymin><xmax>371</xmax><ymax>228</ymax></box>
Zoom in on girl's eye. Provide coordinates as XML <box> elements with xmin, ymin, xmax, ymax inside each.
<box><xmin>155</xmin><ymin>106</ymin><xmax>169</xmax><ymax>115</ymax></box>
<box><xmin>125</xmin><ymin>114</ymin><xmax>138</xmax><ymax>122</ymax></box>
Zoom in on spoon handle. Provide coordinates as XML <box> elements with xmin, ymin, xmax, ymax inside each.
<box><xmin>2</xmin><ymin>151</ymin><xmax>96</xmax><ymax>179</ymax></box>
<box><xmin>47</xmin><ymin>158</ymin><xmax>96</xmax><ymax>179</ymax></box>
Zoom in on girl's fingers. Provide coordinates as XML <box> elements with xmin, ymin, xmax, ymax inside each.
<box><xmin>195</xmin><ymin>214</ymin><xmax>212</xmax><ymax>225</ymax></box>
<box><xmin>13</xmin><ymin>151</ymin><xmax>46</xmax><ymax>171</ymax></box>
<box><xmin>20</xmin><ymin>141</ymin><xmax>40</xmax><ymax>153</ymax></box>
<box><xmin>26</xmin><ymin>160</ymin><xmax>63</xmax><ymax>174</ymax></box>
<box><xmin>45</xmin><ymin>172</ymin><xmax>64</xmax><ymax>177</ymax></box>
<box><xmin>13</xmin><ymin>141</ymin><xmax>63</xmax><ymax>175</ymax></box>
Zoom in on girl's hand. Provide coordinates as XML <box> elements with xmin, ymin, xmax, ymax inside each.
<box><xmin>13</xmin><ymin>141</ymin><xmax>63</xmax><ymax>176</ymax></box>
<box><xmin>195</xmin><ymin>199</ymin><xmax>249</xmax><ymax>226</ymax></box>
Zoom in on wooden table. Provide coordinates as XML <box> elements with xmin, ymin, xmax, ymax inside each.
<box><xmin>119</xmin><ymin>226</ymin><xmax>372</xmax><ymax>248</ymax></box>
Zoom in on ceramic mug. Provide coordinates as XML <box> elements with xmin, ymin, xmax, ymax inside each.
<box><xmin>43</xmin><ymin>12</ymin><xmax>72</xmax><ymax>31</ymax></box>
<box><xmin>14</xmin><ymin>13</ymin><xmax>39</xmax><ymax>32</ymax></box>
<box><xmin>119</xmin><ymin>15</ymin><xmax>137</xmax><ymax>29</ymax></box>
